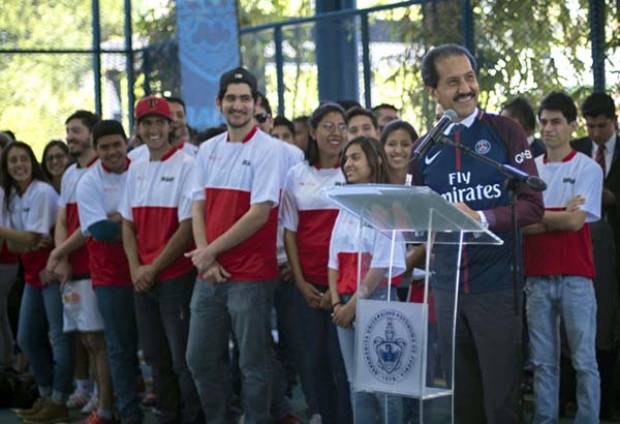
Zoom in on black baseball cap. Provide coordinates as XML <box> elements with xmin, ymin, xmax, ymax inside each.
<box><xmin>219</xmin><ymin>67</ymin><xmax>258</xmax><ymax>95</ymax></box>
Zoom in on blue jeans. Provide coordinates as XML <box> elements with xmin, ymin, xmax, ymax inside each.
<box><xmin>296</xmin><ymin>284</ymin><xmax>352</xmax><ymax>424</ymax></box>
<box><xmin>17</xmin><ymin>283</ymin><xmax>74</xmax><ymax>403</ymax></box>
<box><xmin>95</xmin><ymin>285</ymin><xmax>141</xmax><ymax>421</ymax></box>
<box><xmin>337</xmin><ymin>288</ymin><xmax>403</xmax><ymax>424</ymax></box>
<box><xmin>526</xmin><ymin>276</ymin><xmax>600</xmax><ymax>424</ymax></box>
<box><xmin>187</xmin><ymin>279</ymin><xmax>274</xmax><ymax>424</ymax></box>
<box><xmin>134</xmin><ymin>272</ymin><xmax>202</xmax><ymax>424</ymax></box>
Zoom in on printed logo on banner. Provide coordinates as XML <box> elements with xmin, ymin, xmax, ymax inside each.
<box><xmin>362</xmin><ymin>308</ymin><xmax>416</xmax><ymax>384</ymax></box>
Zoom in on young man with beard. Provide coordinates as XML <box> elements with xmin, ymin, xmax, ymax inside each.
<box><xmin>45</xmin><ymin>110</ymin><xmax>116</xmax><ymax>420</ymax></box>
<box><xmin>410</xmin><ymin>44</ymin><xmax>544</xmax><ymax>423</ymax></box>
<box><xmin>76</xmin><ymin>120</ymin><xmax>142</xmax><ymax>423</ymax></box>
<box><xmin>120</xmin><ymin>96</ymin><xmax>203</xmax><ymax>423</ymax></box>
<box><xmin>185</xmin><ymin>67</ymin><xmax>283</xmax><ymax>424</ymax></box>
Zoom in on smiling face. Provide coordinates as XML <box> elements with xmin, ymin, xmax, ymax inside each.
<box><xmin>137</xmin><ymin>115</ymin><xmax>171</xmax><ymax>153</ymax></box>
<box><xmin>96</xmin><ymin>134</ymin><xmax>127</xmax><ymax>173</ymax></box>
<box><xmin>429</xmin><ymin>54</ymin><xmax>479</xmax><ymax>121</ymax></box>
<box><xmin>217</xmin><ymin>83</ymin><xmax>255</xmax><ymax>130</ymax></box>
<box><xmin>65</xmin><ymin>118</ymin><xmax>92</xmax><ymax>159</ymax></box>
<box><xmin>7</xmin><ymin>146</ymin><xmax>33</xmax><ymax>189</ymax></box>
<box><xmin>44</xmin><ymin>145</ymin><xmax>69</xmax><ymax>178</ymax></box>
<box><xmin>383</xmin><ymin>128</ymin><xmax>413</xmax><ymax>172</ymax></box>
<box><xmin>168</xmin><ymin>101</ymin><xmax>188</xmax><ymax>142</ymax></box>
<box><xmin>342</xmin><ymin>143</ymin><xmax>372</xmax><ymax>184</ymax></box>
<box><xmin>311</xmin><ymin>111</ymin><xmax>347</xmax><ymax>161</ymax></box>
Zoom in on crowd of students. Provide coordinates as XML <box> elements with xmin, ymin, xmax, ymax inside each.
<box><xmin>0</xmin><ymin>43</ymin><xmax>617</xmax><ymax>424</ymax></box>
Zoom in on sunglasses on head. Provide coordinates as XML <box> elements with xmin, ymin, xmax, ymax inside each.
<box><xmin>255</xmin><ymin>113</ymin><xmax>269</xmax><ymax>124</ymax></box>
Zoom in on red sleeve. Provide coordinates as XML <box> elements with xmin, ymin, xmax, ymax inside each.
<box><xmin>482</xmin><ymin>115</ymin><xmax>544</xmax><ymax>231</ymax></box>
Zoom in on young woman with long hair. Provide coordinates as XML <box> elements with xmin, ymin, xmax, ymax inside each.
<box><xmin>0</xmin><ymin>142</ymin><xmax>74</xmax><ymax>422</ymax></box>
<box><xmin>282</xmin><ymin>102</ymin><xmax>353</xmax><ymax>423</ymax></box>
<box><xmin>329</xmin><ymin>136</ymin><xmax>405</xmax><ymax>424</ymax></box>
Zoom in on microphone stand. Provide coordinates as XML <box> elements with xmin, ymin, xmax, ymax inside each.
<box><xmin>436</xmin><ymin>135</ymin><xmax>545</xmax><ymax>316</ymax></box>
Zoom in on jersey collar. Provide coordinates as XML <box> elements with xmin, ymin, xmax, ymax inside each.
<box><xmin>543</xmin><ymin>149</ymin><xmax>576</xmax><ymax>163</ymax></box>
<box><xmin>160</xmin><ymin>143</ymin><xmax>182</xmax><ymax>161</ymax></box>
<box><xmin>227</xmin><ymin>126</ymin><xmax>258</xmax><ymax>144</ymax></box>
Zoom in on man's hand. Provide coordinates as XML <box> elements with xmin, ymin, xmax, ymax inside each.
<box><xmin>279</xmin><ymin>262</ymin><xmax>293</xmax><ymax>282</ymax></box>
<box><xmin>319</xmin><ymin>290</ymin><xmax>332</xmax><ymax>310</ymax></box>
<box><xmin>298</xmin><ymin>281</ymin><xmax>323</xmax><ymax>308</ymax></box>
<box><xmin>133</xmin><ymin>264</ymin><xmax>157</xmax><ymax>292</ymax></box>
<box><xmin>565</xmin><ymin>195</ymin><xmax>585</xmax><ymax>212</ymax></box>
<box><xmin>200</xmin><ymin>261</ymin><xmax>231</xmax><ymax>284</ymax></box>
<box><xmin>45</xmin><ymin>247</ymin><xmax>63</xmax><ymax>274</ymax></box>
<box><xmin>185</xmin><ymin>246</ymin><xmax>216</xmax><ymax>274</ymax></box>
<box><xmin>455</xmin><ymin>202</ymin><xmax>481</xmax><ymax>221</ymax></box>
<box><xmin>332</xmin><ymin>302</ymin><xmax>355</xmax><ymax>328</ymax></box>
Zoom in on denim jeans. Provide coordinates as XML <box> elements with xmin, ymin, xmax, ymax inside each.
<box><xmin>297</xmin><ymin>284</ymin><xmax>352</xmax><ymax>423</ymax></box>
<box><xmin>17</xmin><ymin>283</ymin><xmax>75</xmax><ymax>403</ymax></box>
<box><xmin>337</xmin><ymin>288</ymin><xmax>403</xmax><ymax>424</ymax></box>
<box><xmin>526</xmin><ymin>276</ymin><xmax>600</xmax><ymax>424</ymax></box>
<box><xmin>134</xmin><ymin>272</ymin><xmax>203</xmax><ymax>424</ymax></box>
<box><xmin>186</xmin><ymin>279</ymin><xmax>274</xmax><ymax>424</ymax></box>
<box><xmin>95</xmin><ymin>285</ymin><xmax>142</xmax><ymax>421</ymax></box>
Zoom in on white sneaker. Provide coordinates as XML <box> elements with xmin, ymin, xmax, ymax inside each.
<box><xmin>66</xmin><ymin>390</ymin><xmax>90</xmax><ymax>409</ymax></box>
<box><xmin>309</xmin><ymin>414</ymin><xmax>322</xmax><ymax>424</ymax></box>
<box><xmin>80</xmin><ymin>393</ymin><xmax>98</xmax><ymax>415</ymax></box>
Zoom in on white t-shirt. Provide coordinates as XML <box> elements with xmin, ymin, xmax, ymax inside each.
<box><xmin>77</xmin><ymin>160</ymin><xmax>132</xmax><ymax>286</ymax></box>
<box><xmin>191</xmin><ymin>127</ymin><xmax>283</xmax><ymax>281</ymax></box>
<box><xmin>9</xmin><ymin>180</ymin><xmax>58</xmax><ymax>287</ymax></box>
<box><xmin>128</xmin><ymin>142</ymin><xmax>198</xmax><ymax>162</ymax></box>
<box><xmin>328</xmin><ymin>208</ymin><xmax>406</xmax><ymax>295</ymax></box>
<box><xmin>120</xmin><ymin>144</ymin><xmax>195</xmax><ymax>281</ymax></box>
<box><xmin>280</xmin><ymin>162</ymin><xmax>344</xmax><ymax>284</ymax></box>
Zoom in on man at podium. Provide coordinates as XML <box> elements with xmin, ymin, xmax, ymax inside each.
<box><xmin>410</xmin><ymin>44</ymin><xmax>544</xmax><ymax>424</ymax></box>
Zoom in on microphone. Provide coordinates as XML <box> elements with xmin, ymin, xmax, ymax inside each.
<box><xmin>412</xmin><ymin>109</ymin><xmax>458</xmax><ymax>160</ymax></box>
<box><xmin>501</xmin><ymin>164</ymin><xmax>547</xmax><ymax>192</ymax></box>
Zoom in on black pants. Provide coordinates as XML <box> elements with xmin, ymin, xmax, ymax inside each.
<box><xmin>434</xmin><ymin>288</ymin><xmax>522</xmax><ymax>424</ymax></box>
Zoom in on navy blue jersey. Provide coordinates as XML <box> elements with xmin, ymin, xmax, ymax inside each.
<box><xmin>410</xmin><ymin>110</ymin><xmax>543</xmax><ymax>293</ymax></box>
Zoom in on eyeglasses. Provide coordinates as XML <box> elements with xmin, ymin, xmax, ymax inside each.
<box><xmin>320</xmin><ymin>122</ymin><xmax>348</xmax><ymax>133</ymax></box>
<box><xmin>255</xmin><ymin>113</ymin><xmax>270</xmax><ymax>124</ymax></box>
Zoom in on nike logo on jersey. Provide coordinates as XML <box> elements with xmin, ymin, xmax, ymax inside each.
<box><xmin>425</xmin><ymin>151</ymin><xmax>441</xmax><ymax>165</ymax></box>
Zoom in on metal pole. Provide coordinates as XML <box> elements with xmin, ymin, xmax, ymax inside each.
<box><xmin>274</xmin><ymin>26</ymin><xmax>285</xmax><ymax>117</ymax></box>
<box><xmin>143</xmin><ymin>49</ymin><xmax>151</xmax><ymax>96</ymax></box>
<box><xmin>124</xmin><ymin>0</ymin><xmax>136</xmax><ymax>128</ymax></box>
<box><xmin>460</xmin><ymin>0</ymin><xmax>475</xmax><ymax>55</ymax></box>
<box><xmin>360</xmin><ymin>12</ymin><xmax>372</xmax><ymax>108</ymax></box>
<box><xmin>92</xmin><ymin>0</ymin><xmax>102</xmax><ymax>116</ymax></box>
<box><xmin>589</xmin><ymin>0</ymin><xmax>606</xmax><ymax>91</ymax></box>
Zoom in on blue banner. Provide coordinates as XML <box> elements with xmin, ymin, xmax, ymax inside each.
<box><xmin>176</xmin><ymin>0</ymin><xmax>241</xmax><ymax>130</ymax></box>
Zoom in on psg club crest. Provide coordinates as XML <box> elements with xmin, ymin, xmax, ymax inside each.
<box><xmin>475</xmin><ymin>139</ymin><xmax>491</xmax><ymax>155</ymax></box>
<box><xmin>362</xmin><ymin>308</ymin><xmax>416</xmax><ymax>384</ymax></box>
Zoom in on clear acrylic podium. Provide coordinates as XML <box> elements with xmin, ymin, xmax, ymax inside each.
<box><xmin>324</xmin><ymin>184</ymin><xmax>502</xmax><ymax>424</ymax></box>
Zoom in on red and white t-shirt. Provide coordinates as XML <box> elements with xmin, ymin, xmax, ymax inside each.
<box><xmin>128</xmin><ymin>142</ymin><xmax>198</xmax><ymax>162</ymax></box>
<box><xmin>192</xmin><ymin>127</ymin><xmax>282</xmax><ymax>281</ymax></box>
<box><xmin>9</xmin><ymin>180</ymin><xmax>58</xmax><ymax>287</ymax></box>
<box><xmin>120</xmin><ymin>145</ymin><xmax>194</xmax><ymax>281</ymax></box>
<box><xmin>76</xmin><ymin>160</ymin><xmax>131</xmax><ymax>287</ymax></box>
<box><xmin>0</xmin><ymin>188</ymin><xmax>18</xmax><ymax>264</ymax></box>
<box><xmin>524</xmin><ymin>150</ymin><xmax>603</xmax><ymax>278</ymax></box>
<box><xmin>281</xmin><ymin>163</ymin><xmax>345</xmax><ymax>284</ymax></box>
<box><xmin>328</xmin><ymin>208</ymin><xmax>405</xmax><ymax>295</ymax></box>
<box><xmin>59</xmin><ymin>160</ymin><xmax>97</xmax><ymax>277</ymax></box>
<box><xmin>276</xmin><ymin>142</ymin><xmax>305</xmax><ymax>265</ymax></box>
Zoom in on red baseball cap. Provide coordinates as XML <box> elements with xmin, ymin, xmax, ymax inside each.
<box><xmin>135</xmin><ymin>96</ymin><xmax>172</xmax><ymax>121</ymax></box>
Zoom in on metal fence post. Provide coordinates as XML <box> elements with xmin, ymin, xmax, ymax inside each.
<box><xmin>589</xmin><ymin>0</ymin><xmax>605</xmax><ymax>91</ymax></box>
<box><xmin>274</xmin><ymin>26</ymin><xmax>285</xmax><ymax>116</ymax></box>
<box><xmin>124</xmin><ymin>0</ymin><xmax>135</xmax><ymax>128</ymax></box>
<box><xmin>360</xmin><ymin>12</ymin><xmax>372</xmax><ymax>108</ymax></box>
<box><xmin>92</xmin><ymin>0</ymin><xmax>102</xmax><ymax>116</ymax></box>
